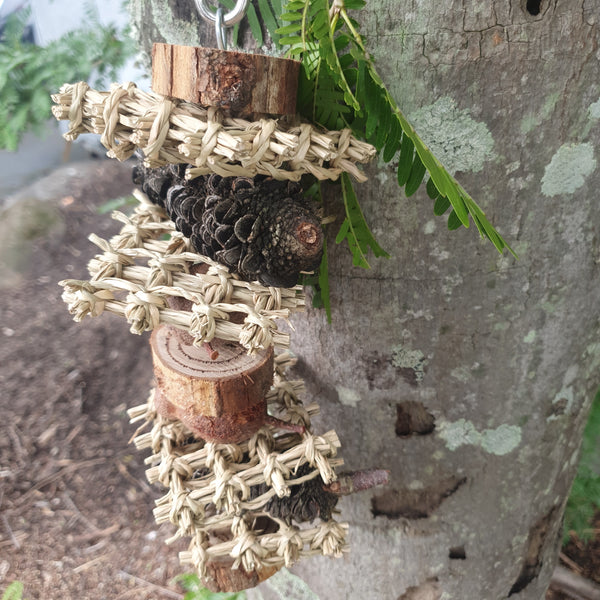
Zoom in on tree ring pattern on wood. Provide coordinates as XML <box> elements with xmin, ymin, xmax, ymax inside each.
<box><xmin>128</xmin><ymin>352</ymin><xmax>347</xmax><ymax>593</ymax></box>
<box><xmin>151</xmin><ymin>325</ymin><xmax>274</xmax><ymax>442</ymax></box>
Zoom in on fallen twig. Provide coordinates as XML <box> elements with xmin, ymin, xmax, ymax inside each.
<box><xmin>560</xmin><ymin>551</ymin><xmax>584</xmax><ymax>575</ymax></box>
<box><xmin>115</xmin><ymin>459</ymin><xmax>153</xmax><ymax>495</ymax></box>
<box><xmin>117</xmin><ymin>570</ymin><xmax>181</xmax><ymax>599</ymax></box>
<box><xmin>1</xmin><ymin>514</ymin><xmax>21</xmax><ymax>549</ymax></box>
<box><xmin>17</xmin><ymin>458</ymin><xmax>105</xmax><ymax>506</ymax></box>
<box><xmin>70</xmin><ymin>523</ymin><xmax>120</xmax><ymax>545</ymax></box>
<box><xmin>73</xmin><ymin>553</ymin><xmax>111</xmax><ymax>574</ymax></box>
<box><xmin>551</xmin><ymin>565</ymin><xmax>600</xmax><ymax>600</ymax></box>
<box><xmin>62</xmin><ymin>490</ymin><xmax>101</xmax><ymax>532</ymax></box>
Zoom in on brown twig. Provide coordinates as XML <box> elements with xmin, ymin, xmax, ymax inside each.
<box><xmin>64</xmin><ymin>422</ymin><xmax>85</xmax><ymax>445</ymax></box>
<box><xmin>1</xmin><ymin>514</ymin><xmax>21</xmax><ymax>549</ymax></box>
<box><xmin>62</xmin><ymin>490</ymin><xmax>100</xmax><ymax>532</ymax></box>
<box><xmin>8</xmin><ymin>425</ymin><xmax>26</xmax><ymax>467</ymax></box>
<box><xmin>73</xmin><ymin>554</ymin><xmax>111</xmax><ymax>574</ymax></box>
<box><xmin>117</xmin><ymin>571</ymin><xmax>181</xmax><ymax>599</ymax></box>
<box><xmin>16</xmin><ymin>458</ymin><xmax>105</xmax><ymax>506</ymax></box>
<box><xmin>550</xmin><ymin>565</ymin><xmax>600</xmax><ymax>600</ymax></box>
<box><xmin>70</xmin><ymin>523</ymin><xmax>120</xmax><ymax>545</ymax></box>
<box><xmin>115</xmin><ymin>459</ymin><xmax>153</xmax><ymax>495</ymax></box>
<box><xmin>560</xmin><ymin>551</ymin><xmax>584</xmax><ymax>575</ymax></box>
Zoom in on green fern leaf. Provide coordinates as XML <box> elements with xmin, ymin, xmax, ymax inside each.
<box><xmin>405</xmin><ymin>154</ymin><xmax>427</xmax><ymax>197</ymax></box>
<box><xmin>396</xmin><ymin>134</ymin><xmax>415</xmax><ymax>186</ymax></box>
<box><xmin>433</xmin><ymin>195</ymin><xmax>451</xmax><ymax>216</ymax></box>
<box><xmin>257</xmin><ymin>0</ymin><xmax>281</xmax><ymax>43</ymax></box>
<box><xmin>337</xmin><ymin>173</ymin><xmax>389</xmax><ymax>268</ymax></box>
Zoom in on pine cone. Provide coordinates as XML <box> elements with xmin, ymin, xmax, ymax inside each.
<box><xmin>250</xmin><ymin>463</ymin><xmax>339</xmax><ymax>524</ymax></box>
<box><xmin>132</xmin><ymin>164</ymin><xmax>323</xmax><ymax>288</ymax></box>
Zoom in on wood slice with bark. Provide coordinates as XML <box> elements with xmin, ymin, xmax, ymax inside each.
<box><xmin>152</xmin><ymin>43</ymin><xmax>300</xmax><ymax>116</ymax></box>
<box><xmin>151</xmin><ymin>324</ymin><xmax>274</xmax><ymax>443</ymax></box>
<box><xmin>202</xmin><ymin>559</ymin><xmax>280</xmax><ymax>593</ymax></box>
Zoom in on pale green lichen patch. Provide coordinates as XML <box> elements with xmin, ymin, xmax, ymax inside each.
<box><xmin>391</xmin><ymin>344</ymin><xmax>428</xmax><ymax>382</ymax></box>
<box><xmin>523</xmin><ymin>330</ymin><xmax>536</xmax><ymax>344</ymax></box>
<box><xmin>409</xmin><ymin>97</ymin><xmax>496</xmax><ymax>175</ymax></box>
<box><xmin>589</xmin><ymin>98</ymin><xmax>600</xmax><ymax>120</ymax></box>
<box><xmin>481</xmin><ymin>424</ymin><xmax>523</xmax><ymax>456</ymax></box>
<box><xmin>520</xmin><ymin>92</ymin><xmax>559</xmax><ymax>135</ymax></box>
<box><xmin>541</xmin><ymin>143</ymin><xmax>597</xmax><ymax>196</ymax></box>
<box><xmin>423</xmin><ymin>219</ymin><xmax>436</xmax><ymax>234</ymax></box>
<box><xmin>450</xmin><ymin>366</ymin><xmax>471</xmax><ymax>383</ymax></box>
<box><xmin>335</xmin><ymin>385</ymin><xmax>361</xmax><ymax>407</ymax></box>
<box><xmin>438</xmin><ymin>419</ymin><xmax>522</xmax><ymax>456</ymax></box>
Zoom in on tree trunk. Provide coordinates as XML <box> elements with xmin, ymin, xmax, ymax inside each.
<box><xmin>129</xmin><ymin>1</ymin><xmax>600</xmax><ymax>598</ymax></box>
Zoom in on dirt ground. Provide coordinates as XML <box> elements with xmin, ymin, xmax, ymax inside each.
<box><xmin>0</xmin><ymin>159</ymin><xmax>598</xmax><ymax>600</ymax></box>
<box><xmin>0</xmin><ymin>160</ymin><xmax>185</xmax><ymax>599</ymax></box>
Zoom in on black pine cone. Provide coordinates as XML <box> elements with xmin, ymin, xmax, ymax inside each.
<box><xmin>250</xmin><ymin>463</ymin><xmax>339</xmax><ymax>524</ymax></box>
<box><xmin>132</xmin><ymin>163</ymin><xmax>323</xmax><ymax>288</ymax></box>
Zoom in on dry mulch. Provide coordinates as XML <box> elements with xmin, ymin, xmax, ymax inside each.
<box><xmin>0</xmin><ymin>158</ymin><xmax>598</xmax><ymax>600</ymax></box>
<box><xmin>0</xmin><ymin>160</ymin><xmax>185</xmax><ymax>599</ymax></box>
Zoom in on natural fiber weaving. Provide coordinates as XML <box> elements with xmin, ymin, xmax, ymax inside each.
<box><xmin>127</xmin><ymin>352</ymin><xmax>348</xmax><ymax>583</ymax></box>
<box><xmin>51</xmin><ymin>81</ymin><xmax>376</xmax><ymax>182</ymax></box>
<box><xmin>60</xmin><ymin>189</ymin><xmax>305</xmax><ymax>352</ymax></box>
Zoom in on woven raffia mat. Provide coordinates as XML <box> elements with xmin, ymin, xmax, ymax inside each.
<box><xmin>127</xmin><ymin>352</ymin><xmax>348</xmax><ymax>578</ymax></box>
<box><xmin>59</xmin><ymin>189</ymin><xmax>305</xmax><ymax>352</ymax></box>
<box><xmin>51</xmin><ymin>81</ymin><xmax>376</xmax><ymax>182</ymax></box>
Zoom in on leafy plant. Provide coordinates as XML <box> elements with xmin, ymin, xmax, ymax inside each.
<box><xmin>0</xmin><ymin>4</ymin><xmax>134</xmax><ymax>150</ymax></box>
<box><xmin>564</xmin><ymin>390</ymin><xmax>600</xmax><ymax>543</ymax></box>
<box><xmin>1</xmin><ymin>582</ymin><xmax>24</xmax><ymax>600</ymax></box>
<box><xmin>276</xmin><ymin>0</ymin><xmax>513</xmax><ymax>254</ymax></box>
<box><xmin>237</xmin><ymin>0</ymin><xmax>514</xmax><ymax>314</ymax></box>
<box><xmin>175</xmin><ymin>573</ymin><xmax>246</xmax><ymax>600</ymax></box>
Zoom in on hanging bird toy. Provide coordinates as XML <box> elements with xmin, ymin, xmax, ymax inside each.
<box><xmin>55</xmin><ymin>0</ymin><xmax>388</xmax><ymax>593</ymax></box>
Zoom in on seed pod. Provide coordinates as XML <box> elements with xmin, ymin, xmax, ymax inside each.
<box><xmin>133</xmin><ymin>164</ymin><xmax>323</xmax><ymax>288</ymax></box>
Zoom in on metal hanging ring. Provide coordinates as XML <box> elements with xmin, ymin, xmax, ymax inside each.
<box><xmin>215</xmin><ymin>7</ymin><xmax>226</xmax><ymax>50</ymax></box>
<box><xmin>195</xmin><ymin>0</ymin><xmax>249</xmax><ymax>27</ymax></box>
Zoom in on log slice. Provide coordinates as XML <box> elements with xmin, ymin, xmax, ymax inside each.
<box><xmin>152</xmin><ymin>43</ymin><xmax>300</xmax><ymax>116</ymax></box>
<box><xmin>202</xmin><ymin>559</ymin><xmax>280</xmax><ymax>593</ymax></box>
<box><xmin>151</xmin><ymin>324</ymin><xmax>274</xmax><ymax>442</ymax></box>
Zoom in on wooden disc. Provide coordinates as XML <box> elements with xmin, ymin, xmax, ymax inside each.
<box><xmin>151</xmin><ymin>325</ymin><xmax>274</xmax><ymax>442</ymax></box>
<box><xmin>152</xmin><ymin>43</ymin><xmax>300</xmax><ymax>116</ymax></box>
<box><xmin>202</xmin><ymin>560</ymin><xmax>280</xmax><ymax>593</ymax></box>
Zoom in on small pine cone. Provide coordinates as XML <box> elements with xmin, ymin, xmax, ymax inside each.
<box><xmin>132</xmin><ymin>164</ymin><xmax>323</xmax><ymax>288</ymax></box>
<box><xmin>250</xmin><ymin>463</ymin><xmax>339</xmax><ymax>524</ymax></box>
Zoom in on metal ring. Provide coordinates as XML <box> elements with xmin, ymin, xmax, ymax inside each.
<box><xmin>215</xmin><ymin>7</ymin><xmax>226</xmax><ymax>50</ymax></box>
<box><xmin>195</xmin><ymin>0</ymin><xmax>249</xmax><ymax>27</ymax></box>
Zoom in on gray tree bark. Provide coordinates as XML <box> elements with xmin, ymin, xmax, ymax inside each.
<box><xmin>129</xmin><ymin>1</ymin><xmax>600</xmax><ymax>599</ymax></box>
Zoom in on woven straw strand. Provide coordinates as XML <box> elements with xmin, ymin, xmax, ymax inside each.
<box><xmin>128</xmin><ymin>354</ymin><xmax>349</xmax><ymax>577</ymax></box>
<box><xmin>60</xmin><ymin>190</ymin><xmax>305</xmax><ymax>351</ymax></box>
<box><xmin>52</xmin><ymin>82</ymin><xmax>376</xmax><ymax>182</ymax></box>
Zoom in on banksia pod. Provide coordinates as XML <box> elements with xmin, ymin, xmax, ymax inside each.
<box><xmin>250</xmin><ymin>465</ymin><xmax>390</xmax><ymax>524</ymax></box>
<box><xmin>133</xmin><ymin>164</ymin><xmax>323</xmax><ymax>288</ymax></box>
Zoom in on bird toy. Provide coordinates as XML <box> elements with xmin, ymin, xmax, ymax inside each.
<box><xmin>56</xmin><ymin>0</ymin><xmax>387</xmax><ymax>592</ymax></box>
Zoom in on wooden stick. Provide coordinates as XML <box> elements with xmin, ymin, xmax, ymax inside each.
<box><xmin>117</xmin><ymin>571</ymin><xmax>181</xmax><ymax>599</ymax></box>
<box><xmin>560</xmin><ymin>551</ymin><xmax>584</xmax><ymax>574</ymax></box>
<box><xmin>550</xmin><ymin>565</ymin><xmax>600</xmax><ymax>600</ymax></box>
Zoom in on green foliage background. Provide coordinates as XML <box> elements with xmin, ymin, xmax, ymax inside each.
<box><xmin>564</xmin><ymin>391</ymin><xmax>600</xmax><ymax>542</ymax></box>
<box><xmin>0</xmin><ymin>4</ymin><xmax>134</xmax><ymax>151</ymax></box>
<box><xmin>223</xmin><ymin>0</ymin><xmax>514</xmax><ymax>316</ymax></box>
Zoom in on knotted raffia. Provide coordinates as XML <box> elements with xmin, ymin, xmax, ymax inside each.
<box><xmin>127</xmin><ymin>352</ymin><xmax>348</xmax><ymax>578</ymax></box>
<box><xmin>59</xmin><ymin>189</ymin><xmax>305</xmax><ymax>352</ymax></box>
<box><xmin>51</xmin><ymin>82</ymin><xmax>376</xmax><ymax>182</ymax></box>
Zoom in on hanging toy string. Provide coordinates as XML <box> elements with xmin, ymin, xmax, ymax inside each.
<box><xmin>194</xmin><ymin>0</ymin><xmax>249</xmax><ymax>50</ymax></box>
